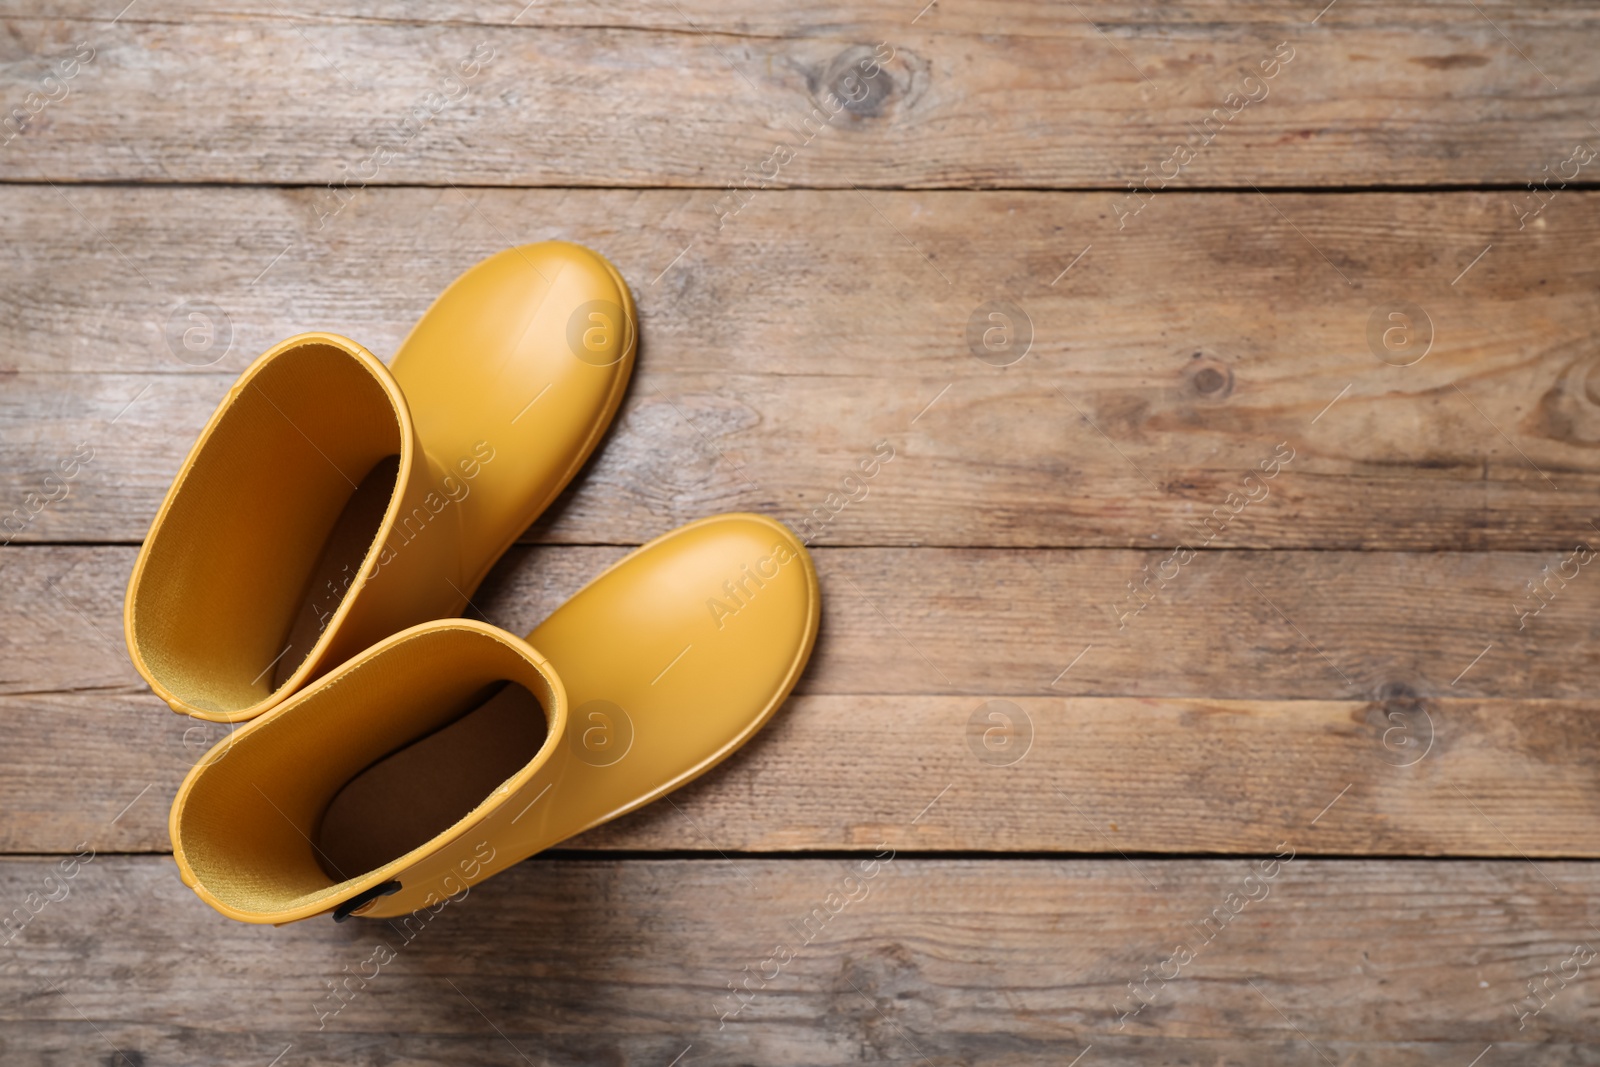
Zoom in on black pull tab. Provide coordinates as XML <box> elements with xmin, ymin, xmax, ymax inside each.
<box><xmin>332</xmin><ymin>880</ymin><xmax>401</xmax><ymax>922</ymax></box>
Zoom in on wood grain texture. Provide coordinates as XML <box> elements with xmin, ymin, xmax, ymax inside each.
<box><xmin>6</xmin><ymin>187</ymin><xmax>1600</xmax><ymax>549</ymax></box>
<box><xmin>4</xmin><ymin>0</ymin><xmax>1596</xmax><ymax>1058</ymax></box>
<box><xmin>5</xmin><ymin>543</ymin><xmax>1600</xmax><ymax>856</ymax></box>
<box><xmin>7</xmin><ymin>687</ymin><xmax>1600</xmax><ymax>858</ymax></box>
<box><xmin>0</xmin><ymin>2</ymin><xmax>1597</xmax><ymax>187</ymax></box>
<box><xmin>1</xmin><ymin>855</ymin><xmax>1596</xmax><ymax>1063</ymax></box>
<box><xmin>6</xmin><ymin>544</ymin><xmax>1596</xmax><ymax>701</ymax></box>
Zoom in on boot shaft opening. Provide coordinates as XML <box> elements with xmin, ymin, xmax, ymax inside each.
<box><xmin>173</xmin><ymin>624</ymin><xmax>562</xmax><ymax>920</ymax></box>
<box><xmin>315</xmin><ymin>678</ymin><xmax>546</xmax><ymax>878</ymax></box>
<box><xmin>130</xmin><ymin>340</ymin><xmax>406</xmax><ymax>716</ymax></box>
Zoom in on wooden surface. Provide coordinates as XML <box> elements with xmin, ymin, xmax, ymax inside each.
<box><xmin>7</xmin><ymin>186</ymin><xmax>1600</xmax><ymax>549</ymax></box>
<box><xmin>3</xmin><ymin>856</ymin><xmax>1599</xmax><ymax>1064</ymax></box>
<box><xmin>2</xmin><ymin>2</ymin><xmax>1599</xmax><ymax>187</ymax></box>
<box><xmin>5</xmin><ymin>0</ymin><xmax>1600</xmax><ymax>1062</ymax></box>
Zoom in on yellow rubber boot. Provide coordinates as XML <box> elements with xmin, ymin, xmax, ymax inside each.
<box><xmin>169</xmin><ymin>514</ymin><xmax>819</xmax><ymax>924</ymax></box>
<box><xmin>125</xmin><ymin>242</ymin><xmax>636</xmax><ymax>722</ymax></box>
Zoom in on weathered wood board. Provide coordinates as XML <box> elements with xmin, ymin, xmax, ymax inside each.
<box><xmin>5</xmin><ymin>188</ymin><xmax>1600</xmax><ymax>549</ymax></box>
<box><xmin>4</xmin><ymin>545</ymin><xmax>1595</xmax><ymax>701</ymax></box>
<box><xmin>0</xmin><ymin>2</ymin><xmax>1596</xmax><ymax>187</ymax></box>
<box><xmin>5</xmin><ymin>688</ymin><xmax>1599</xmax><ymax>858</ymax></box>
<box><xmin>1</xmin><ymin>856</ymin><xmax>1595</xmax><ymax>1064</ymax></box>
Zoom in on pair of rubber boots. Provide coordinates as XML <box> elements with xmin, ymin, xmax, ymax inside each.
<box><xmin>128</xmin><ymin>242</ymin><xmax>819</xmax><ymax>924</ymax></box>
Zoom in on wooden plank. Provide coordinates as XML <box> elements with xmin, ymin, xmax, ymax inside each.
<box><xmin>9</xmin><ymin>687</ymin><xmax>1600</xmax><ymax>858</ymax></box>
<box><xmin>7</xmin><ymin>544</ymin><xmax>1598</xmax><ymax>701</ymax></box>
<box><xmin>0</xmin><ymin>3</ymin><xmax>1597</xmax><ymax>186</ymax></box>
<box><xmin>7</xmin><ymin>544</ymin><xmax>1600</xmax><ymax>856</ymax></box>
<box><xmin>5</xmin><ymin>187</ymin><xmax>1600</xmax><ymax>549</ymax></box>
<box><xmin>1</xmin><ymin>855</ymin><xmax>1595</xmax><ymax>1062</ymax></box>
